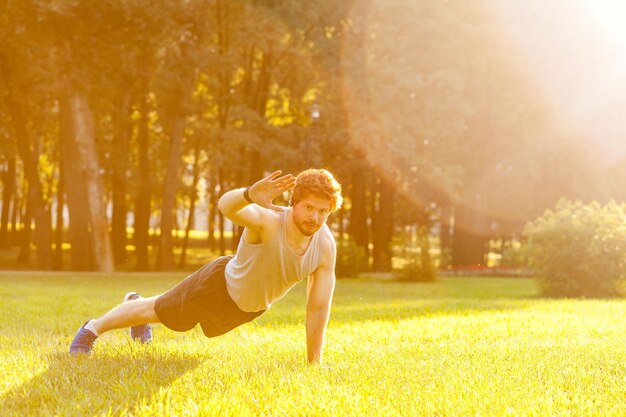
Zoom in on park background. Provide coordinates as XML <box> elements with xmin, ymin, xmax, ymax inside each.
<box><xmin>6</xmin><ymin>1</ymin><xmax>626</xmax><ymax>416</ymax></box>
<box><xmin>3</xmin><ymin>1</ymin><xmax>626</xmax><ymax>277</ymax></box>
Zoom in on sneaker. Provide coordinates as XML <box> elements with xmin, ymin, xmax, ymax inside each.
<box><xmin>123</xmin><ymin>292</ymin><xmax>153</xmax><ymax>343</ymax></box>
<box><xmin>69</xmin><ymin>321</ymin><xmax>98</xmax><ymax>354</ymax></box>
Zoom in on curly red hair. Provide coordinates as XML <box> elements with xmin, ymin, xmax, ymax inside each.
<box><xmin>290</xmin><ymin>169</ymin><xmax>343</xmax><ymax>212</ymax></box>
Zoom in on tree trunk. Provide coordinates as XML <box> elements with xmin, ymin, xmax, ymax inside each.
<box><xmin>10</xmin><ymin>187</ymin><xmax>20</xmax><ymax>246</ymax></box>
<box><xmin>11</xmin><ymin>105</ymin><xmax>53</xmax><ymax>270</ymax></box>
<box><xmin>179</xmin><ymin>191</ymin><xmax>197</xmax><ymax>269</ymax></box>
<box><xmin>248</xmin><ymin>50</ymin><xmax>272</xmax><ymax>183</ymax></box>
<box><xmin>451</xmin><ymin>204</ymin><xmax>490</xmax><ymax>267</ymax></box>
<box><xmin>349</xmin><ymin>168</ymin><xmax>368</xmax><ymax>254</ymax></box>
<box><xmin>231</xmin><ymin>223</ymin><xmax>239</xmax><ymax>253</ymax></box>
<box><xmin>111</xmin><ymin>90</ymin><xmax>132</xmax><ymax>265</ymax></box>
<box><xmin>372</xmin><ymin>177</ymin><xmax>394</xmax><ymax>272</ymax></box>
<box><xmin>60</xmin><ymin>93</ymin><xmax>93</xmax><ymax>271</ymax></box>
<box><xmin>218</xmin><ymin>210</ymin><xmax>226</xmax><ymax>255</ymax></box>
<box><xmin>439</xmin><ymin>201</ymin><xmax>453</xmax><ymax>268</ymax></box>
<box><xmin>17</xmin><ymin>190</ymin><xmax>32</xmax><ymax>264</ymax></box>
<box><xmin>337</xmin><ymin>208</ymin><xmax>345</xmax><ymax>243</ymax></box>
<box><xmin>0</xmin><ymin>156</ymin><xmax>15</xmax><ymax>249</ymax></box>
<box><xmin>157</xmin><ymin>96</ymin><xmax>188</xmax><ymax>271</ymax></box>
<box><xmin>214</xmin><ymin>0</ymin><xmax>231</xmax><ymax>256</ymax></box>
<box><xmin>207</xmin><ymin>169</ymin><xmax>216</xmax><ymax>251</ymax></box>
<box><xmin>179</xmin><ymin>136</ymin><xmax>202</xmax><ymax>269</ymax></box>
<box><xmin>419</xmin><ymin>223</ymin><xmax>435</xmax><ymax>281</ymax></box>
<box><xmin>0</xmin><ymin>58</ymin><xmax>54</xmax><ymax>268</ymax></box>
<box><xmin>67</xmin><ymin>90</ymin><xmax>114</xmax><ymax>272</ymax></box>
<box><xmin>53</xmin><ymin>172</ymin><xmax>65</xmax><ymax>270</ymax></box>
<box><xmin>134</xmin><ymin>87</ymin><xmax>152</xmax><ymax>271</ymax></box>
<box><xmin>217</xmin><ymin>169</ymin><xmax>226</xmax><ymax>256</ymax></box>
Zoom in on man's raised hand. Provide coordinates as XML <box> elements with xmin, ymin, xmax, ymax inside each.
<box><xmin>247</xmin><ymin>170</ymin><xmax>296</xmax><ymax>212</ymax></box>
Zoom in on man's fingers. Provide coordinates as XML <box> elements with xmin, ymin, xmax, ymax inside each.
<box><xmin>276</xmin><ymin>177</ymin><xmax>296</xmax><ymax>188</ymax></box>
<box><xmin>252</xmin><ymin>171</ymin><xmax>294</xmax><ymax>210</ymax></box>
<box><xmin>266</xmin><ymin>170</ymin><xmax>283</xmax><ymax>182</ymax></box>
<box><xmin>268</xmin><ymin>172</ymin><xmax>296</xmax><ymax>185</ymax></box>
<box><xmin>274</xmin><ymin>174</ymin><xmax>293</xmax><ymax>182</ymax></box>
<box><xmin>281</xmin><ymin>180</ymin><xmax>296</xmax><ymax>190</ymax></box>
<box><xmin>272</xmin><ymin>178</ymin><xmax>293</xmax><ymax>188</ymax></box>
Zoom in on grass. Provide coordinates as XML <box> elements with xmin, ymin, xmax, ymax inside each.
<box><xmin>2</xmin><ymin>272</ymin><xmax>626</xmax><ymax>416</ymax></box>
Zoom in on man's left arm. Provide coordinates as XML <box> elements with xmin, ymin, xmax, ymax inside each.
<box><xmin>306</xmin><ymin>236</ymin><xmax>337</xmax><ymax>364</ymax></box>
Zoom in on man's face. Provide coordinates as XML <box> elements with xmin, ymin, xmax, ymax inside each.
<box><xmin>292</xmin><ymin>194</ymin><xmax>333</xmax><ymax>236</ymax></box>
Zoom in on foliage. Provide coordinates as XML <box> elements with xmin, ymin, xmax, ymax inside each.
<box><xmin>0</xmin><ymin>0</ymin><xmax>620</xmax><ymax>271</ymax></box>
<box><xmin>499</xmin><ymin>239</ymin><xmax>529</xmax><ymax>268</ymax></box>
<box><xmin>392</xmin><ymin>225</ymin><xmax>437</xmax><ymax>282</ymax></box>
<box><xmin>6</xmin><ymin>273</ymin><xmax>626</xmax><ymax>416</ymax></box>
<box><xmin>393</xmin><ymin>250</ymin><xmax>437</xmax><ymax>283</ymax></box>
<box><xmin>334</xmin><ymin>237</ymin><xmax>367</xmax><ymax>278</ymax></box>
<box><xmin>394</xmin><ymin>253</ymin><xmax>437</xmax><ymax>282</ymax></box>
<box><xmin>523</xmin><ymin>199</ymin><xmax>626</xmax><ymax>297</ymax></box>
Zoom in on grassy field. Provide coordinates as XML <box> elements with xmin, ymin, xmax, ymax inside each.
<box><xmin>2</xmin><ymin>272</ymin><xmax>626</xmax><ymax>416</ymax></box>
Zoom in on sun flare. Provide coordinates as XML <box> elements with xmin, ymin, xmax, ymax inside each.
<box><xmin>583</xmin><ymin>0</ymin><xmax>626</xmax><ymax>48</ymax></box>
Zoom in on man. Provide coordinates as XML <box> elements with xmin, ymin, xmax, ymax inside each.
<box><xmin>69</xmin><ymin>169</ymin><xmax>342</xmax><ymax>364</ymax></box>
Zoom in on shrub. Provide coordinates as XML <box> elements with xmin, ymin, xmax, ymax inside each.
<box><xmin>523</xmin><ymin>199</ymin><xmax>626</xmax><ymax>297</ymax></box>
<box><xmin>499</xmin><ymin>240</ymin><xmax>529</xmax><ymax>268</ymax></box>
<box><xmin>393</xmin><ymin>226</ymin><xmax>437</xmax><ymax>282</ymax></box>
<box><xmin>394</xmin><ymin>250</ymin><xmax>437</xmax><ymax>282</ymax></box>
<box><xmin>335</xmin><ymin>238</ymin><xmax>368</xmax><ymax>278</ymax></box>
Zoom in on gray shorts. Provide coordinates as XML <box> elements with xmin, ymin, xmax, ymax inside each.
<box><xmin>154</xmin><ymin>256</ymin><xmax>264</xmax><ymax>337</ymax></box>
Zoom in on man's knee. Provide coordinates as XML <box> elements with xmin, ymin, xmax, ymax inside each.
<box><xmin>137</xmin><ymin>297</ymin><xmax>160</xmax><ymax>323</ymax></box>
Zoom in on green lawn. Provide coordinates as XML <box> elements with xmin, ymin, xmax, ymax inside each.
<box><xmin>2</xmin><ymin>272</ymin><xmax>626</xmax><ymax>416</ymax></box>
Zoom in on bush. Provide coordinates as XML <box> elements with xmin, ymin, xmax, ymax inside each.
<box><xmin>523</xmin><ymin>199</ymin><xmax>626</xmax><ymax>297</ymax></box>
<box><xmin>393</xmin><ymin>226</ymin><xmax>437</xmax><ymax>282</ymax></box>
<box><xmin>499</xmin><ymin>240</ymin><xmax>528</xmax><ymax>268</ymax></box>
<box><xmin>335</xmin><ymin>238</ymin><xmax>368</xmax><ymax>278</ymax></box>
<box><xmin>393</xmin><ymin>250</ymin><xmax>437</xmax><ymax>282</ymax></box>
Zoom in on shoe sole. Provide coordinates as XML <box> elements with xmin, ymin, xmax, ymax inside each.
<box><xmin>124</xmin><ymin>291</ymin><xmax>140</xmax><ymax>302</ymax></box>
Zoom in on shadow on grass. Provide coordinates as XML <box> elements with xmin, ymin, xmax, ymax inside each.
<box><xmin>0</xmin><ymin>351</ymin><xmax>202</xmax><ymax>416</ymax></box>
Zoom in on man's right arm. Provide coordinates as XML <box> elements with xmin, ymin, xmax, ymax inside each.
<box><xmin>217</xmin><ymin>170</ymin><xmax>296</xmax><ymax>232</ymax></box>
<box><xmin>217</xmin><ymin>188</ymin><xmax>264</xmax><ymax>231</ymax></box>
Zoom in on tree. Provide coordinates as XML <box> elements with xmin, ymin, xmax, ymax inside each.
<box><xmin>0</xmin><ymin>3</ymin><xmax>53</xmax><ymax>268</ymax></box>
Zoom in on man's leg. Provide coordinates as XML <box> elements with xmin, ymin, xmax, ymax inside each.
<box><xmin>70</xmin><ymin>295</ymin><xmax>161</xmax><ymax>354</ymax></box>
<box><xmin>91</xmin><ymin>295</ymin><xmax>160</xmax><ymax>334</ymax></box>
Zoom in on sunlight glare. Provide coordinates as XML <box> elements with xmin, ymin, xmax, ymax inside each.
<box><xmin>583</xmin><ymin>0</ymin><xmax>626</xmax><ymax>49</ymax></box>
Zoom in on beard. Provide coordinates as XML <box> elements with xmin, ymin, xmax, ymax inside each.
<box><xmin>294</xmin><ymin>218</ymin><xmax>320</xmax><ymax>237</ymax></box>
